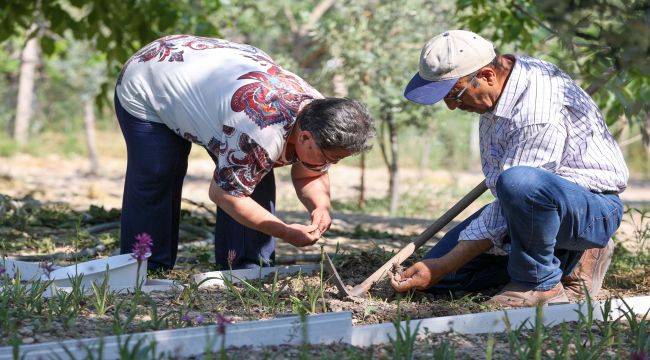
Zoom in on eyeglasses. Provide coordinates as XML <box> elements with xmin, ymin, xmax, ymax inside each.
<box><xmin>300</xmin><ymin>160</ymin><xmax>330</xmax><ymax>172</ymax></box>
<box><xmin>445</xmin><ymin>71</ymin><xmax>479</xmax><ymax>105</ymax></box>
<box><xmin>298</xmin><ymin>146</ymin><xmax>333</xmax><ymax>172</ymax></box>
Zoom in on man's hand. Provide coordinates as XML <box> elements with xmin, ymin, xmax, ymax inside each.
<box><xmin>390</xmin><ymin>259</ymin><xmax>448</xmax><ymax>292</ymax></box>
<box><xmin>282</xmin><ymin>223</ymin><xmax>321</xmax><ymax>247</ymax></box>
<box><xmin>310</xmin><ymin>207</ymin><xmax>332</xmax><ymax>234</ymax></box>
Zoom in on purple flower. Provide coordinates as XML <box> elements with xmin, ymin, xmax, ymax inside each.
<box><xmin>181</xmin><ymin>314</ymin><xmax>192</xmax><ymax>323</ymax></box>
<box><xmin>631</xmin><ymin>352</ymin><xmax>648</xmax><ymax>360</ymax></box>
<box><xmin>131</xmin><ymin>233</ymin><xmax>153</xmax><ymax>262</ymax></box>
<box><xmin>226</xmin><ymin>249</ymin><xmax>237</xmax><ymax>268</ymax></box>
<box><xmin>39</xmin><ymin>261</ymin><xmax>56</xmax><ymax>277</ymax></box>
<box><xmin>215</xmin><ymin>313</ymin><xmax>232</xmax><ymax>335</ymax></box>
<box><xmin>195</xmin><ymin>315</ymin><xmax>205</xmax><ymax>325</ymax></box>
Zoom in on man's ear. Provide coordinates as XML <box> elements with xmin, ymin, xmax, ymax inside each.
<box><xmin>298</xmin><ymin>130</ymin><xmax>313</xmax><ymax>144</ymax></box>
<box><xmin>480</xmin><ymin>67</ymin><xmax>497</xmax><ymax>86</ymax></box>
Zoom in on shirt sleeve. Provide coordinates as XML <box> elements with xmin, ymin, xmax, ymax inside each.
<box><xmin>213</xmin><ymin>125</ymin><xmax>275</xmax><ymax>197</ymax></box>
<box><xmin>459</xmin><ymin>123</ymin><xmax>567</xmax><ymax>248</ymax></box>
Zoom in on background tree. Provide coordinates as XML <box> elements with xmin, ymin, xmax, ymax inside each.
<box><xmin>456</xmin><ymin>0</ymin><xmax>650</xmax><ymax>156</ymax></box>
<box><xmin>1</xmin><ymin>0</ymin><xmax>222</xmax><ymax>143</ymax></box>
<box><xmin>319</xmin><ymin>0</ymin><xmax>453</xmax><ymax>214</ymax></box>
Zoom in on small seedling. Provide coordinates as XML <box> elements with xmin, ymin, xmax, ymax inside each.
<box><xmin>388</xmin><ymin>315</ymin><xmax>420</xmax><ymax>360</ymax></box>
<box><xmin>91</xmin><ymin>265</ymin><xmax>113</xmax><ymax>316</ymax></box>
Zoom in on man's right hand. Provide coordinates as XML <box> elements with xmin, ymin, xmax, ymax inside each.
<box><xmin>390</xmin><ymin>259</ymin><xmax>448</xmax><ymax>292</ymax></box>
<box><xmin>282</xmin><ymin>223</ymin><xmax>321</xmax><ymax>247</ymax></box>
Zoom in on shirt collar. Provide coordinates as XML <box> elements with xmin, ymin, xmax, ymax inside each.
<box><xmin>490</xmin><ymin>56</ymin><xmax>528</xmax><ymax>119</ymax></box>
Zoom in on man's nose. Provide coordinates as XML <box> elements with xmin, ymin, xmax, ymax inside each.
<box><xmin>444</xmin><ymin>98</ymin><xmax>458</xmax><ymax>110</ymax></box>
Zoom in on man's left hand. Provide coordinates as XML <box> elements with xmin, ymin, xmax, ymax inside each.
<box><xmin>310</xmin><ymin>207</ymin><xmax>332</xmax><ymax>234</ymax></box>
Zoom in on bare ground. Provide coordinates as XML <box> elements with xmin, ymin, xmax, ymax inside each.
<box><xmin>1</xmin><ymin>153</ymin><xmax>649</xmax><ymax>347</ymax></box>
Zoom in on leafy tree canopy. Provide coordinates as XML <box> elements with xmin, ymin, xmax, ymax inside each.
<box><xmin>455</xmin><ymin>0</ymin><xmax>649</xmax><ymax>129</ymax></box>
<box><xmin>0</xmin><ymin>0</ymin><xmax>221</xmax><ymax>99</ymax></box>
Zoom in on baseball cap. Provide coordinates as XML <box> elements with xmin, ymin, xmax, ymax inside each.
<box><xmin>404</xmin><ymin>30</ymin><xmax>496</xmax><ymax>105</ymax></box>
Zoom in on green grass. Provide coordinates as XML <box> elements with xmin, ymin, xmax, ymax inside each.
<box><xmin>605</xmin><ymin>244</ymin><xmax>650</xmax><ymax>290</ymax></box>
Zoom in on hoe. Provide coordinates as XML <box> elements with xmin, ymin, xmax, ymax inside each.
<box><xmin>324</xmin><ymin>179</ymin><xmax>488</xmax><ymax>298</ymax></box>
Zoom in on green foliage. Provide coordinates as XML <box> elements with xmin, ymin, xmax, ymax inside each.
<box><xmin>0</xmin><ymin>0</ymin><xmax>222</xmax><ymax>102</ymax></box>
<box><xmin>388</xmin><ymin>315</ymin><xmax>421</xmax><ymax>360</ymax></box>
<box><xmin>455</xmin><ymin>0</ymin><xmax>649</xmax><ymax>129</ymax></box>
<box><xmin>320</xmin><ymin>0</ymin><xmax>452</xmax><ymax>132</ymax></box>
<box><xmin>90</xmin><ymin>266</ymin><xmax>114</xmax><ymax>316</ymax></box>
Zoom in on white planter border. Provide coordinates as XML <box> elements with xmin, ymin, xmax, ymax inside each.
<box><xmin>0</xmin><ymin>295</ymin><xmax>647</xmax><ymax>358</ymax></box>
<box><xmin>0</xmin><ymin>312</ymin><xmax>352</xmax><ymax>360</ymax></box>
<box><xmin>351</xmin><ymin>295</ymin><xmax>650</xmax><ymax>346</ymax></box>
<box><xmin>193</xmin><ymin>264</ymin><xmax>320</xmax><ymax>288</ymax></box>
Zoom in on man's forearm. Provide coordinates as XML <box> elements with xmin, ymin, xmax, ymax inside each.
<box><xmin>209</xmin><ymin>181</ymin><xmax>287</xmax><ymax>238</ymax></box>
<box><xmin>436</xmin><ymin>239</ymin><xmax>493</xmax><ymax>273</ymax></box>
<box><xmin>292</xmin><ymin>168</ymin><xmax>331</xmax><ymax>212</ymax></box>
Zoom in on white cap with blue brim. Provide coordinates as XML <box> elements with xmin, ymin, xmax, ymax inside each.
<box><xmin>404</xmin><ymin>30</ymin><xmax>496</xmax><ymax>105</ymax></box>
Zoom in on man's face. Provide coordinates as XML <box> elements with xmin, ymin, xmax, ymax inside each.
<box><xmin>294</xmin><ymin>130</ymin><xmax>351</xmax><ymax>172</ymax></box>
<box><xmin>442</xmin><ymin>69</ymin><xmax>498</xmax><ymax>114</ymax></box>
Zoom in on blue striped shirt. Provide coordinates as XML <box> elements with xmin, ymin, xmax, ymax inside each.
<box><xmin>458</xmin><ymin>56</ymin><xmax>629</xmax><ymax>253</ymax></box>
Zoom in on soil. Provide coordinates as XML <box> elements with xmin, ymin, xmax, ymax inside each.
<box><xmin>1</xmin><ymin>153</ymin><xmax>649</xmax><ymax>348</ymax></box>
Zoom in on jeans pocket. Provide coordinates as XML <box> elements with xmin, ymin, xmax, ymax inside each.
<box><xmin>577</xmin><ymin>202</ymin><xmax>622</xmax><ymax>249</ymax></box>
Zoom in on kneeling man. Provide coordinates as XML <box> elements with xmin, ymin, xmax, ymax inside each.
<box><xmin>393</xmin><ymin>30</ymin><xmax>628</xmax><ymax>307</ymax></box>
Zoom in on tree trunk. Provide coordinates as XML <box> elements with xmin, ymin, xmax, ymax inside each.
<box><xmin>387</xmin><ymin>115</ymin><xmax>399</xmax><ymax>215</ymax></box>
<box><xmin>419</xmin><ymin>135</ymin><xmax>430</xmax><ymax>173</ymax></box>
<box><xmin>641</xmin><ymin>110</ymin><xmax>650</xmax><ymax>157</ymax></box>
<box><xmin>358</xmin><ymin>152</ymin><xmax>366</xmax><ymax>209</ymax></box>
<box><xmin>84</xmin><ymin>98</ymin><xmax>100</xmax><ymax>175</ymax></box>
<box><xmin>615</xmin><ymin>115</ymin><xmax>629</xmax><ymax>158</ymax></box>
<box><xmin>470</xmin><ymin>118</ymin><xmax>481</xmax><ymax>169</ymax></box>
<box><xmin>14</xmin><ymin>35</ymin><xmax>40</xmax><ymax>146</ymax></box>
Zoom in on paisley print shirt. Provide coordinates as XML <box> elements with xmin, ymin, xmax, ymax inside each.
<box><xmin>116</xmin><ymin>35</ymin><xmax>323</xmax><ymax>197</ymax></box>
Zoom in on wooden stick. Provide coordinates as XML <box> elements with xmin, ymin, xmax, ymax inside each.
<box><xmin>348</xmin><ymin>179</ymin><xmax>488</xmax><ymax>297</ymax></box>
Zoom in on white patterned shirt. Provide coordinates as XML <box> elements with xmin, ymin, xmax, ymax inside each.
<box><xmin>458</xmin><ymin>56</ymin><xmax>629</xmax><ymax>253</ymax></box>
<box><xmin>116</xmin><ymin>35</ymin><xmax>323</xmax><ymax>197</ymax></box>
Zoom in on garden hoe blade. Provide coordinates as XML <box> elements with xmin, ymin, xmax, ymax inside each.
<box><xmin>348</xmin><ymin>179</ymin><xmax>488</xmax><ymax>298</ymax></box>
<box><xmin>323</xmin><ymin>252</ymin><xmax>353</xmax><ymax>298</ymax></box>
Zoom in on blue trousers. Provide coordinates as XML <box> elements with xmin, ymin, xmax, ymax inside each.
<box><xmin>425</xmin><ymin>166</ymin><xmax>623</xmax><ymax>292</ymax></box>
<box><xmin>115</xmin><ymin>95</ymin><xmax>275</xmax><ymax>271</ymax></box>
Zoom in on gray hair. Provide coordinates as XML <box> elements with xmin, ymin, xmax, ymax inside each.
<box><xmin>297</xmin><ymin>98</ymin><xmax>375</xmax><ymax>153</ymax></box>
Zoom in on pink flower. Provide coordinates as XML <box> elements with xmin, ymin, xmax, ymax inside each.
<box><xmin>131</xmin><ymin>233</ymin><xmax>153</xmax><ymax>262</ymax></box>
<box><xmin>215</xmin><ymin>313</ymin><xmax>232</xmax><ymax>335</ymax></box>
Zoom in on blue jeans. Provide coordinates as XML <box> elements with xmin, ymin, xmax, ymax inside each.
<box><xmin>115</xmin><ymin>94</ymin><xmax>275</xmax><ymax>271</ymax></box>
<box><xmin>425</xmin><ymin>166</ymin><xmax>623</xmax><ymax>292</ymax></box>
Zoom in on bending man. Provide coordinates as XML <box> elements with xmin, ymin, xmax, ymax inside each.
<box><xmin>115</xmin><ymin>35</ymin><xmax>375</xmax><ymax>271</ymax></box>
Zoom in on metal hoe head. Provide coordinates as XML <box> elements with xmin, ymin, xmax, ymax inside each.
<box><xmin>323</xmin><ymin>252</ymin><xmax>353</xmax><ymax>298</ymax></box>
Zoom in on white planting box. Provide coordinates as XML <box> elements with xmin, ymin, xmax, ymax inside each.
<box><xmin>1</xmin><ymin>259</ymin><xmax>45</xmax><ymax>281</ymax></box>
<box><xmin>2</xmin><ymin>254</ymin><xmax>147</xmax><ymax>289</ymax></box>
<box><xmin>42</xmin><ymin>279</ymin><xmax>179</xmax><ymax>297</ymax></box>
<box><xmin>48</xmin><ymin>254</ymin><xmax>148</xmax><ymax>288</ymax></box>
<box><xmin>193</xmin><ymin>264</ymin><xmax>320</xmax><ymax>288</ymax></box>
<box><xmin>351</xmin><ymin>295</ymin><xmax>650</xmax><ymax>346</ymax></box>
<box><xmin>0</xmin><ymin>312</ymin><xmax>352</xmax><ymax>360</ymax></box>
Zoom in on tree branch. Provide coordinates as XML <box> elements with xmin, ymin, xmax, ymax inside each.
<box><xmin>299</xmin><ymin>0</ymin><xmax>336</xmax><ymax>37</ymax></box>
<box><xmin>585</xmin><ymin>67</ymin><xmax>617</xmax><ymax>95</ymax></box>
<box><xmin>511</xmin><ymin>2</ymin><xmax>557</xmax><ymax>36</ymax></box>
<box><xmin>283</xmin><ymin>6</ymin><xmax>299</xmax><ymax>34</ymax></box>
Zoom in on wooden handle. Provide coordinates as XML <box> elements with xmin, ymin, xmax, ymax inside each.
<box><xmin>349</xmin><ymin>179</ymin><xmax>488</xmax><ymax>297</ymax></box>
